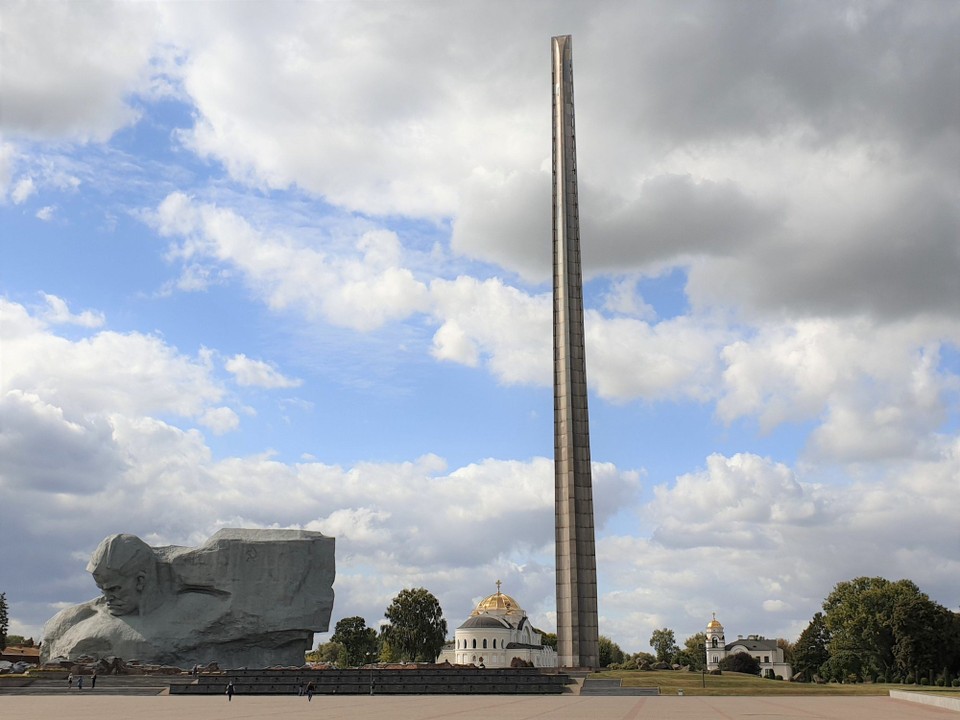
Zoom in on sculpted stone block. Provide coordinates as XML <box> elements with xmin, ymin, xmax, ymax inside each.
<box><xmin>41</xmin><ymin>528</ymin><xmax>335</xmax><ymax>668</ymax></box>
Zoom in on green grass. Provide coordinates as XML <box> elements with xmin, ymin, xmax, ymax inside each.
<box><xmin>590</xmin><ymin>669</ymin><xmax>960</xmax><ymax>697</ymax></box>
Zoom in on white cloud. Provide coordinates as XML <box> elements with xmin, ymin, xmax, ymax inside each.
<box><xmin>226</xmin><ymin>353</ymin><xmax>302</xmax><ymax>389</ymax></box>
<box><xmin>0</xmin><ymin>1</ymin><xmax>160</xmax><ymax>142</ymax></box>
<box><xmin>39</xmin><ymin>293</ymin><xmax>105</xmax><ymax>328</ymax></box>
<box><xmin>429</xmin><ymin>277</ymin><xmax>550</xmax><ymax>385</ymax></box>
<box><xmin>0</xmin><ymin>298</ymin><xmax>224</xmax><ymax>421</ymax></box>
<box><xmin>11</xmin><ymin>176</ymin><xmax>35</xmax><ymax>204</ymax></box>
<box><xmin>35</xmin><ymin>205</ymin><xmax>55</xmax><ymax>221</ymax></box>
<box><xmin>152</xmin><ymin>192</ymin><xmax>431</xmax><ymax>331</ymax></box>
<box><xmin>718</xmin><ymin>317</ymin><xmax>960</xmax><ymax>461</ymax></box>
<box><xmin>198</xmin><ymin>406</ymin><xmax>240</xmax><ymax>435</ymax></box>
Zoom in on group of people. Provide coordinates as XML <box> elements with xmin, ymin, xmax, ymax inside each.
<box><xmin>226</xmin><ymin>679</ymin><xmax>317</xmax><ymax>701</ymax></box>
<box><xmin>66</xmin><ymin>672</ymin><xmax>97</xmax><ymax>690</ymax></box>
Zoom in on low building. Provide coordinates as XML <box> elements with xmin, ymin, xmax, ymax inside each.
<box><xmin>1</xmin><ymin>646</ymin><xmax>41</xmax><ymax>665</ymax></box>
<box><xmin>705</xmin><ymin>614</ymin><xmax>792</xmax><ymax>679</ymax></box>
<box><xmin>437</xmin><ymin>583</ymin><xmax>558</xmax><ymax>668</ymax></box>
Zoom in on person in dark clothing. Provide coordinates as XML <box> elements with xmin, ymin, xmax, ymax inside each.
<box><xmin>226</xmin><ymin>680</ymin><xmax>235</xmax><ymax>701</ymax></box>
<box><xmin>306</xmin><ymin>681</ymin><xmax>315</xmax><ymax>701</ymax></box>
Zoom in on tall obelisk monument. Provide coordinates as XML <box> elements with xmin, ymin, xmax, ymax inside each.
<box><xmin>551</xmin><ymin>34</ymin><xmax>599</xmax><ymax>669</ymax></box>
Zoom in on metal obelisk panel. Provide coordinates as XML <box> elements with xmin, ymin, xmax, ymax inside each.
<box><xmin>551</xmin><ymin>34</ymin><xmax>599</xmax><ymax>669</ymax></box>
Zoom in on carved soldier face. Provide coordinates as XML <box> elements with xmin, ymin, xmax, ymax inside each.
<box><xmin>94</xmin><ymin>569</ymin><xmax>145</xmax><ymax>616</ymax></box>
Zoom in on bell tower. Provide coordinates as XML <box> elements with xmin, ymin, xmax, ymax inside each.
<box><xmin>705</xmin><ymin>613</ymin><xmax>725</xmax><ymax>670</ymax></box>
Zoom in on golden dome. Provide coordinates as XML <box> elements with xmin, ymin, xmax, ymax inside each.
<box><xmin>706</xmin><ymin>612</ymin><xmax>723</xmax><ymax>630</ymax></box>
<box><xmin>470</xmin><ymin>581</ymin><xmax>524</xmax><ymax>617</ymax></box>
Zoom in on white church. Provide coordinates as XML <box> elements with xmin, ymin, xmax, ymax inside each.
<box><xmin>437</xmin><ymin>582</ymin><xmax>558</xmax><ymax>668</ymax></box>
<box><xmin>705</xmin><ymin>614</ymin><xmax>792</xmax><ymax>679</ymax></box>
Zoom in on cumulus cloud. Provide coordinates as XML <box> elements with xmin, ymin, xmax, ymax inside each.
<box><xmin>226</xmin><ymin>353</ymin><xmax>302</xmax><ymax>389</ymax></box>
<box><xmin>0</xmin><ymin>1</ymin><xmax>161</xmax><ymax>142</ymax></box>
<box><xmin>718</xmin><ymin>317</ymin><xmax>960</xmax><ymax>461</ymax></box>
<box><xmin>599</xmin><ymin>445</ymin><xmax>960</xmax><ymax>650</ymax></box>
<box><xmin>11</xmin><ymin>176</ymin><xmax>35</xmax><ymax>204</ymax></box>
<box><xmin>152</xmin><ymin>192</ymin><xmax>431</xmax><ymax>331</ymax></box>
<box><xmin>39</xmin><ymin>293</ymin><xmax>105</xmax><ymax>328</ymax></box>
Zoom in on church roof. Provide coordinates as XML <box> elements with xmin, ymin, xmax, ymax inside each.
<box><xmin>706</xmin><ymin>612</ymin><xmax>723</xmax><ymax>630</ymax></box>
<box><xmin>459</xmin><ymin>614</ymin><xmax>512</xmax><ymax>630</ymax></box>
<box><xmin>726</xmin><ymin>638</ymin><xmax>779</xmax><ymax>652</ymax></box>
<box><xmin>470</xmin><ymin>582</ymin><xmax>524</xmax><ymax>618</ymax></box>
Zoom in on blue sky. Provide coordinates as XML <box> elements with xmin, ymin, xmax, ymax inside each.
<box><xmin>1</xmin><ymin>0</ymin><xmax>958</xmax><ymax>655</ymax></box>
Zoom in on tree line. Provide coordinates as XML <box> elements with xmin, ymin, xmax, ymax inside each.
<box><xmin>307</xmin><ymin>587</ymin><xmax>449</xmax><ymax>666</ymax></box>
<box><xmin>794</xmin><ymin>576</ymin><xmax>960</xmax><ymax>686</ymax></box>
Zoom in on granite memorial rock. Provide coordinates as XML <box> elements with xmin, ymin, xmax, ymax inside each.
<box><xmin>41</xmin><ymin>528</ymin><xmax>335</xmax><ymax>668</ymax></box>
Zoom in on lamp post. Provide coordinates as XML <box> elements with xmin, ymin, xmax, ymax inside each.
<box><xmin>701</xmin><ymin>644</ymin><xmax>706</xmax><ymax>688</ymax></box>
<box><xmin>366</xmin><ymin>651</ymin><xmax>375</xmax><ymax>695</ymax></box>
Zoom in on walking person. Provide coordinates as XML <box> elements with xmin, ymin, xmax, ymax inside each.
<box><xmin>77</xmin><ymin>676</ymin><xmax>84</xmax><ymax>691</ymax></box>
<box><xmin>67</xmin><ymin>673</ymin><xmax>73</xmax><ymax>688</ymax></box>
<box><xmin>91</xmin><ymin>671</ymin><xmax>97</xmax><ymax>689</ymax></box>
<box><xmin>226</xmin><ymin>679</ymin><xmax>235</xmax><ymax>701</ymax></box>
<box><xmin>306</xmin><ymin>680</ymin><xmax>315</xmax><ymax>701</ymax></box>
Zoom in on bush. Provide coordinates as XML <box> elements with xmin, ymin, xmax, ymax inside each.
<box><xmin>920</xmin><ymin>677</ymin><xmax>929</xmax><ymax>686</ymax></box>
<box><xmin>906</xmin><ymin>673</ymin><xmax>916</xmax><ymax>684</ymax></box>
<box><xmin>875</xmin><ymin>676</ymin><xmax>886</xmax><ymax>684</ymax></box>
<box><xmin>935</xmin><ymin>677</ymin><xmax>945</xmax><ymax>687</ymax></box>
<box><xmin>951</xmin><ymin>678</ymin><xmax>959</xmax><ymax>687</ymax></box>
<box><xmin>718</xmin><ymin>652</ymin><xmax>760</xmax><ymax>676</ymax></box>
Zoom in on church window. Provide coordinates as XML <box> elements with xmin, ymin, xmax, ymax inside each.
<box><xmin>483</xmin><ymin>639</ymin><xmax>488</xmax><ymax>649</ymax></box>
<box><xmin>712</xmin><ymin>637</ymin><xmax>718</xmax><ymax>648</ymax></box>
<box><xmin>713</xmin><ymin>655</ymin><xmax>718</xmax><ymax>663</ymax></box>
<box><xmin>763</xmin><ymin>656</ymin><xmax>769</xmax><ymax>663</ymax></box>
<box><xmin>472</xmin><ymin>639</ymin><xmax>476</xmax><ymax>649</ymax></box>
<box><xmin>493</xmin><ymin>639</ymin><xmax>497</xmax><ymax>648</ymax></box>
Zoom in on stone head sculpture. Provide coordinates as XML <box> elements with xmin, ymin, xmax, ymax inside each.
<box><xmin>86</xmin><ymin>534</ymin><xmax>156</xmax><ymax>616</ymax></box>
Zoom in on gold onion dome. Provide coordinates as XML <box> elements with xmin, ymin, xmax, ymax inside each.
<box><xmin>471</xmin><ymin>580</ymin><xmax>523</xmax><ymax>617</ymax></box>
<box><xmin>706</xmin><ymin>612</ymin><xmax>722</xmax><ymax>630</ymax></box>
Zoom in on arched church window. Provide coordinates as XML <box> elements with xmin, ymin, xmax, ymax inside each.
<box><xmin>483</xmin><ymin>639</ymin><xmax>488</xmax><ymax>649</ymax></box>
<box><xmin>472</xmin><ymin>638</ymin><xmax>477</xmax><ymax>649</ymax></box>
<box><xmin>493</xmin><ymin>639</ymin><xmax>497</xmax><ymax>648</ymax></box>
<box><xmin>712</xmin><ymin>637</ymin><xmax>718</xmax><ymax>648</ymax></box>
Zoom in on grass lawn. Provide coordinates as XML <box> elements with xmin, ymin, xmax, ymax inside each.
<box><xmin>591</xmin><ymin>669</ymin><xmax>960</xmax><ymax>697</ymax></box>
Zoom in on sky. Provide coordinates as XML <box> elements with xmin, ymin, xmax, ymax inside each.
<box><xmin>1</xmin><ymin>0</ymin><xmax>958</xmax><ymax>656</ymax></box>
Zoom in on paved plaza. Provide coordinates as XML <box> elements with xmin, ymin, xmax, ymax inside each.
<box><xmin>2</xmin><ymin>694</ymin><xmax>957</xmax><ymax>720</ymax></box>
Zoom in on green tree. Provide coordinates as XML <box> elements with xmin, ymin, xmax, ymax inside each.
<box><xmin>720</xmin><ymin>651</ymin><xmax>760</xmax><ymax>675</ymax></box>
<box><xmin>676</xmin><ymin>631</ymin><xmax>706</xmax><ymax>670</ymax></box>
<box><xmin>891</xmin><ymin>593</ymin><xmax>942</xmax><ymax>680</ymax></box>
<box><xmin>331</xmin><ymin>616</ymin><xmax>379</xmax><ymax>667</ymax></box>
<box><xmin>598</xmin><ymin>635</ymin><xmax>625</xmax><ymax>667</ymax></box>
<box><xmin>776</xmin><ymin>638</ymin><xmax>795</xmax><ymax>665</ymax></box>
<box><xmin>0</xmin><ymin>592</ymin><xmax>8</xmax><ymax>650</ymax></box>
<box><xmin>793</xmin><ymin>612</ymin><xmax>830</xmax><ymax>681</ymax></box>
<box><xmin>306</xmin><ymin>640</ymin><xmax>343</xmax><ymax>664</ymax></box>
<box><xmin>822</xmin><ymin>577</ymin><xmax>919</xmax><ymax>678</ymax></box>
<box><xmin>649</xmin><ymin>627</ymin><xmax>679</xmax><ymax>663</ymax></box>
<box><xmin>380</xmin><ymin>587</ymin><xmax>448</xmax><ymax>662</ymax></box>
<box><xmin>535</xmin><ymin>629</ymin><xmax>557</xmax><ymax>650</ymax></box>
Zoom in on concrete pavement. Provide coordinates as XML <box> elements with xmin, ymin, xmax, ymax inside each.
<box><xmin>1</xmin><ymin>693</ymin><xmax>957</xmax><ymax>719</ymax></box>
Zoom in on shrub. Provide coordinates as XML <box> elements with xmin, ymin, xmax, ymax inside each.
<box><xmin>875</xmin><ymin>676</ymin><xmax>886</xmax><ymax>684</ymax></box>
<box><xmin>935</xmin><ymin>677</ymin><xmax>945</xmax><ymax>687</ymax></box>
<box><xmin>951</xmin><ymin>678</ymin><xmax>959</xmax><ymax>687</ymax></box>
<box><xmin>906</xmin><ymin>673</ymin><xmax>916</xmax><ymax>684</ymax></box>
<box><xmin>718</xmin><ymin>652</ymin><xmax>760</xmax><ymax>676</ymax></box>
<box><xmin>920</xmin><ymin>677</ymin><xmax>929</xmax><ymax>686</ymax></box>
